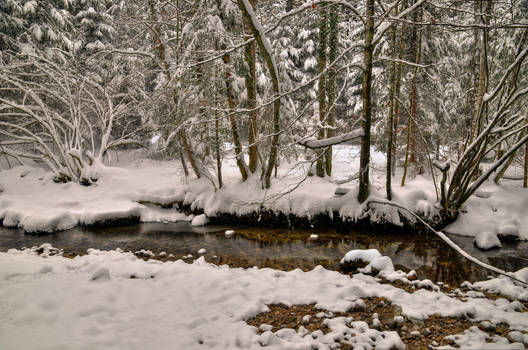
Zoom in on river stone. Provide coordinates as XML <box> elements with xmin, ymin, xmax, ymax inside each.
<box><xmin>497</xmin><ymin>225</ymin><xmax>520</xmax><ymax>242</ymax></box>
<box><xmin>393</xmin><ymin>305</ymin><xmax>403</xmax><ymax>317</ymax></box>
<box><xmin>408</xmin><ymin>317</ymin><xmax>425</xmax><ymax>326</ymax></box>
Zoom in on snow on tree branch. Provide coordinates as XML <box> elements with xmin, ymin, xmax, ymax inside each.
<box><xmin>294</xmin><ymin>129</ymin><xmax>364</xmax><ymax>149</ymax></box>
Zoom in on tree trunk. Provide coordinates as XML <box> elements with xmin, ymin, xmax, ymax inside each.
<box><xmin>401</xmin><ymin>6</ymin><xmax>422</xmax><ymax>186</ymax></box>
<box><xmin>325</xmin><ymin>5</ymin><xmax>338</xmax><ymax>177</ymax></box>
<box><xmin>386</xmin><ymin>5</ymin><xmax>398</xmax><ymax>200</ymax></box>
<box><xmin>237</xmin><ymin>0</ymin><xmax>281</xmax><ymax>189</ymax></box>
<box><xmin>286</xmin><ymin>0</ymin><xmax>294</xmax><ymax>12</ymax></box>
<box><xmin>358</xmin><ymin>0</ymin><xmax>374</xmax><ymax>204</ymax></box>
<box><xmin>222</xmin><ymin>51</ymin><xmax>249</xmax><ymax>181</ymax></box>
<box><xmin>179</xmin><ymin>130</ymin><xmax>201</xmax><ymax>179</ymax></box>
<box><xmin>244</xmin><ymin>0</ymin><xmax>259</xmax><ymax>174</ymax></box>
<box><xmin>215</xmin><ymin>110</ymin><xmax>223</xmax><ymax>188</ymax></box>
<box><xmin>392</xmin><ymin>11</ymin><xmax>406</xmax><ymax>176</ymax></box>
<box><xmin>524</xmin><ymin>142</ymin><xmax>528</xmax><ymax>188</ymax></box>
<box><xmin>215</xmin><ymin>4</ymin><xmax>249</xmax><ymax>181</ymax></box>
<box><xmin>471</xmin><ymin>0</ymin><xmax>490</xmax><ymax>142</ymax></box>
<box><xmin>316</xmin><ymin>6</ymin><xmax>328</xmax><ymax>178</ymax></box>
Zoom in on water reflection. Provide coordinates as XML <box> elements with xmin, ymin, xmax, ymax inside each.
<box><xmin>0</xmin><ymin>223</ymin><xmax>526</xmax><ymax>286</ymax></box>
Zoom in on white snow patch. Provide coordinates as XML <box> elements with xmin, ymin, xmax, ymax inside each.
<box><xmin>191</xmin><ymin>214</ymin><xmax>209</xmax><ymax>227</ymax></box>
<box><xmin>474</xmin><ymin>231</ymin><xmax>502</xmax><ymax>250</ymax></box>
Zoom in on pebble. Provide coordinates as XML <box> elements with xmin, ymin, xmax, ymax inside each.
<box><xmin>197</xmin><ymin>248</ymin><xmax>207</xmax><ymax>254</ymax></box>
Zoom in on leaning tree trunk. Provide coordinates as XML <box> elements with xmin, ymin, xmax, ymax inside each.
<box><xmin>237</xmin><ymin>0</ymin><xmax>281</xmax><ymax>189</ymax></box>
<box><xmin>358</xmin><ymin>0</ymin><xmax>375</xmax><ymax>203</ymax></box>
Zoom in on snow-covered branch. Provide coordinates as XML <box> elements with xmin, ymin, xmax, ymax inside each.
<box><xmin>294</xmin><ymin>129</ymin><xmax>364</xmax><ymax>149</ymax></box>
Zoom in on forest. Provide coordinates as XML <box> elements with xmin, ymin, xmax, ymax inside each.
<box><xmin>1</xmin><ymin>1</ymin><xmax>528</xmax><ymax>349</ymax></box>
<box><xmin>2</xmin><ymin>0</ymin><xmax>528</xmax><ymax>218</ymax></box>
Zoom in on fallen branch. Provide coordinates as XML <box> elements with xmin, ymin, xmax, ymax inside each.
<box><xmin>367</xmin><ymin>199</ymin><xmax>528</xmax><ymax>287</ymax></box>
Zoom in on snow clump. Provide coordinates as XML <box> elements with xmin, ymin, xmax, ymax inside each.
<box><xmin>474</xmin><ymin>231</ymin><xmax>502</xmax><ymax>250</ymax></box>
<box><xmin>191</xmin><ymin>214</ymin><xmax>209</xmax><ymax>226</ymax></box>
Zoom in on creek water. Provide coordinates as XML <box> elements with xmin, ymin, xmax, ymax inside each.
<box><xmin>1</xmin><ymin>222</ymin><xmax>527</xmax><ymax>286</ymax></box>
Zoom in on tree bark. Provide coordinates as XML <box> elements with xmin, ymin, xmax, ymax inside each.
<box><xmin>325</xmin><ymin>5</ymin><xmax>338</xmax><ymax>177</ymax></box>
<box><xmin>222</xmin><ymin>51</ymin><xmax>249</xmax><ymax>181</ymax></box>
<box><xmin>524</xmin><ymin>142</ymin><xmax>528</xmax><ymax>188</ymax></box>
<box><xmin>386</xmin><ymin>4</ymin><xmax>398</xmax><ymax>200</ymax></box>
<box><xmin>316</xmin><ymin>6</ymin><xmax>328</xmax><ymax>178</ymax></box>
<box><xmin>358</xmin><ymin>0</ymin><xmax>374</xmax><ymax>203</ymax></box>
<box><xmin>243</xmin><ymin>0</ymin><xmax>259</xmax><ymax>174</ymax></box>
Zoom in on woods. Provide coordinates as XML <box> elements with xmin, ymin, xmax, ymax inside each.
<box><xmin>2</xmin><ymin>0</ymin><xmax>528</xmax><ymax>223</ymax></box>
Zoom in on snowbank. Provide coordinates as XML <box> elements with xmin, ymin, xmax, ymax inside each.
<box><xmin>0</xmin><ymin>247</ymin><xmax>527</xmax><ymax>349</ymax></box>
<box><xmin>0</xmin><ymin>146</ymin><xmax>440</xmax><ymax>233</ymax></box>
<box><xmin>447</xmin><ymin>184</ymin><xmax>528</xmax><ymax>240</ymax></box>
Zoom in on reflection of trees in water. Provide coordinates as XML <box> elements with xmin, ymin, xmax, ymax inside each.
<box><xmin>432</xmin><ymin>245</ymin><xmax>472</xmax><ymax>285</ymax></box>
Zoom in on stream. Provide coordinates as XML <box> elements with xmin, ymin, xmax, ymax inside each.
<box><xmin>1</xmin><ymin>222</ymin><xmax>527</xmax><ymax>286</ymax></box>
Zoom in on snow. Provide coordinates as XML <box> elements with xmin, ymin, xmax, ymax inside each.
<box><xmin>340</xmin><ymin>248</ymin><xmax>382</xmax><ymax>264</ymax></box>
<box><xmin>225</xmin><ymin>230</ymin><xmax>235</xmax><ymax>237</ymax></box>
<box><xmin>197</xmin><ymin>248</ymin><xmax>207</xmax><ymax>254</ymax></box>
<box><xmin>1</xmin><ymin>145</ymin><xmax>528</xmax><ymax>255</ymax></box>
<box><xmin>474</xmin><ymin>231</ymin><xmax>502</xmax><ymax>250</ymax></box>
<box><xmin>447</xmin><ymin>184</ymin><xmax>528</xmax><ymax>241</ymax></box>
<box><xmin>191</xmin><ymin>214</ymin><xmax>209</xmax><ymax>227</ymax></box>
<box><xmin>1</xmin><ymin>247</ymin><xmax>527</xmax><ymax>349</ymax></box>
<box><xmin>309</xmin><ymin>234</ymin><xmax>318</xmax><ymax>240</ymax></box>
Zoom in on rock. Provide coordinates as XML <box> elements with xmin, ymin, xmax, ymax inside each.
<box><xmin>309</xmin><ymin>234</ymin><xmax>318</xmax><ymax>240</ymax></box>
<box><xmin>473</xmin><ymin>231</ymin><xmax>502</xmax><ymax>250</ymax></box>
<box><xmin>197</xmin><ymin>248</ymin><xmax>207</xmax><ymax>254</ymax></box>
<box><xmin>406</xmin><ymin>270</ymin><xmax>417</xmax><ymax>281</ymax></box>
<box><xmin>510</xmin><ymin>300</ymin><xmax>524</xmax><ymax>311</ymax></box>
<box><xmin>497</xmin><ymin>225</ymin><xmax>520</xmax><ymax>242</ymax></box>
<box><xmin>408</xmin><ymin>317</ymin><xmax>425</xmax><ymax>326</ymax></box>
<box><xmin>393</xmin><ymin>305</ymin><xmax>403</xmax><ymax>317</ymax></box>
<box><xmin>394</xmin><ymin>316</ymin><xmax>404</xmax><ymax>326</ymax></box>
<box><xmin>340</xmin><ymin>249</ymin><xmax>382</xmax><ymax>273</ymax></box>
<box><xmin>479</xmin><ymin>321</ymin><xmax>495</xmax><ymax>331</ymax></box>
<box><xmin>225</xmin><ymin>230</ymin><xmax>235</xmax><ymax>237</ymax></box>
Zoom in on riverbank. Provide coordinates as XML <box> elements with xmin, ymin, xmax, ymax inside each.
<box><xmin>1</xmin><ymin>147</ymin><xmax>527</xmax><ymax>247</ymax></box>
<box><xmin>1</xmin><ymin>245</ymin><xmax>527</xmax><ymax>349</ymax></box>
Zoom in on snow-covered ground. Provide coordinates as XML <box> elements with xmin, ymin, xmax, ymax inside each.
<box><xmin>1</xmin><ymin>146</ymin><xmax>528</xmax><ymax>247</ymax></box>
<box><xmin>1</xmin><ymin>245</ymin><xmax>527</xmax><ymax>349</ymax></box>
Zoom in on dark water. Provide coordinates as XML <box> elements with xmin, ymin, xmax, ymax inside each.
<box><xmin>1</xmin><ymin>223</ymin><xmax>527</xmax><ymax>286</ymax></box>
